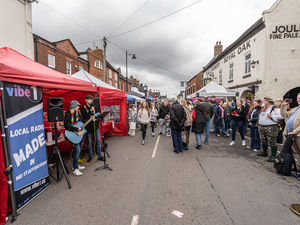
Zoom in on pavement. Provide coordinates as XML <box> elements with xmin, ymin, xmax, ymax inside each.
<box><xmin>10</xmin><ymin>128</ymin><xmax>300</xmax><ymax>225</ymax></box>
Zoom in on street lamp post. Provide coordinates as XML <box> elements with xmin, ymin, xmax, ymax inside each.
<box><xmin>125</xmin><ymin>51</ymin><xmax>136</xmax><ymax>92</ymax></box>
<box><xmin>143</xmin><ymin>84</ymin><xmax>148</xmax><ymax>99</ymax></box>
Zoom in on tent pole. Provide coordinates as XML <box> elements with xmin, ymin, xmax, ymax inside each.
<box><xmin>0</xmin><ymin>81</ymin><xmax>18</xmax><ymax>222</ymax></box>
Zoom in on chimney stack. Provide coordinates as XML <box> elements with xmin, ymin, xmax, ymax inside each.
<box><xmin>214</xmin><ymin>41</ymin><xmax>223</xmax><ymax>58</ymax></box>
<box><xmin>117</xmin><ymin>67</ymin><xmax>121</xmax><ymax>73</ymax></box>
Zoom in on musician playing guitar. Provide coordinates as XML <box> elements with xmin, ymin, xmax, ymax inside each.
<box><xmin>64</xmin><ymin>100</ymin><xmax>87</xmax><ymax>176</ymax></box>
<box><xmin>80</xmin><ymin>95</ymin><xmax>104</xmax><ymax>162</ymax></box>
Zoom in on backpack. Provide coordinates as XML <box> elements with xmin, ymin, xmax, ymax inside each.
<box><xmin>274</xmin><ymin>135</ymin><xmax>297</xmax><ymax>176</ymax></box>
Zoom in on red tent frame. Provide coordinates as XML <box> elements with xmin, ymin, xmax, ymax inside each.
<box><xmin>0</xmin><ymin>47</ymin><xmax>98</xmax><ymax>224</ymax></box>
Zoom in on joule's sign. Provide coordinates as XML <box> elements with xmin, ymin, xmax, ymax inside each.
<box><xmin>270</xmin><ymin>24</ymin><xmax>300</xmax><ymax>39</ymax></box>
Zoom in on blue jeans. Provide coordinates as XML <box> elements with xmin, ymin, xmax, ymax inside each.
<box><xmin>171</xmin><ymin>129</ymin><xmax>183</xmax><ymax>152</ymax></box>
<box><xmin>73</xmin><ymin>139</ymin><xmax>84</xmax><ymax>169</ymax></box>
<box><xmin>215</xmin><ymin>118</ymin><xmax>228</xmax><ymax>135</ymax></box>
<box><xmin>231</xmin><ymin>120</ymin><xmax>245</xmax><ymax>141</ymax></box>
<box><xmin>86</xmin><ymin>129</ymin><xmax>102</xmax><ymax>158</ymax></box>
<box><xmin>204</xmin><ymin>120</ymin><xmax>210</xmax><ymax>143</ymax></box>
<box><xmin>195</xmin><ymin>133</ymin><xmax>202</xmax><ymax>146</ymax></box>
<box><xmin>250</xmin><ymin>127</ymin><xmax>261</xmax><ymax>150</ymax></box>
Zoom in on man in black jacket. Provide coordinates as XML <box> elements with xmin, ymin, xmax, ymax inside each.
<box><xmin>158</xmin><ymin>101</ymin><xmax>170</xmax><ymax>135</ymax></box>
<box><xmin>169</xmin><ymin>99</ymin><xmax>187</xmax><ymax>153</ymax></box>
<box><xmin>80</xmin><ymin>95</ymin><xmax>104</xmax><ymax>162</ymax></box>
<box><xmin>64</xmin><ymin>100</ymin><xmax>85</xmax><ymax>176</ymax></box>
<box><xmin>201</xmin><ymin>97</ymin><xmax>214</xmax><ymax>144</ymax></box>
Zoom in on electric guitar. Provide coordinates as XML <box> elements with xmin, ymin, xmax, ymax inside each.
<box><xmin>65</xmin><ymin>112</ymin><xmax>100</xmax><ymax>144</ymax></box>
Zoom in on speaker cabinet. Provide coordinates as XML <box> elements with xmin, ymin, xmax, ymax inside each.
<box><xmin>93</xmin><ymin>98</ymin><xmax>100</xmax><ymax>113</ymax></box>
<box><xmin>47</xmin><ymin>98</ymin><xmax>64</xmax><ymax>122</ymax></box>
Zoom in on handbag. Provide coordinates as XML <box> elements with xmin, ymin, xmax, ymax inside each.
<box><xmin>130</xmin><ymin>122</ymin><xmax>136</xmax><ymax>130</ymax></box>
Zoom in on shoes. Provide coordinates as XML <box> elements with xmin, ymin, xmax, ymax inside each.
<box><xmin>159</xmin><ymin>132</ymin><xmax>162</xmax><ymax>135</ymax></box>
<box><xmin>267</xmin><ymin>156</ymin><xmax>275</xmax><ymax>162</ymax></box>
<box><xmin>242</xmin><ymin>140</ymin><xmax>246</xmax><ymax>146</ymax></box>
<box><xmin>217</xmin><ymin>134</ymin><xmax>221</xmax><ymax>137</ymax></box>
<box><xmin>296</xmin><ymin>173</ymin><xmax>300</xmax><ymax>180</ymax></box>
<box><xmin>87</xmin><ymin>157</ymin><xmax>93</xmax><ymax>163</ymax></box>
<box><xmin>167</xmin><ymin>134</ymin><xmax>171</xmax><ymax>137</ymax></box>
<box><xmin>183</xmin><ymin>146</ymin><xmax>189</xmax><ymax>150</ymax></box>
<box><xmin>152</xmin><ymin>132</ymin><xmax>155</xmax><ymax>137</ymax></box>
<box><xmin>257</xmin><ymin>152</ymin><xmax>268</xmax><ymax>157</ymax></box>
<box><xmin>229</xmin><ymin>141</ymin><xmax>235</xmax><ymax>146</ymax></box>
<box><xmin>98</xmin><ymin>156</ymin><xmax>104</xmax><ymax>161</ymax></box>
<box><xmin>253</xmin><ymin>149</ymin><xmax>260</xmax><ymax>152</ymax></box>
<box><xmin>78</xmin><ymin>165</ymin><xmax>85</xmax><ymax>170</ymax></box>
<box><xmin>290</xmin><ymin>204</ymin><xmax>300</xmax><ymax>217</ymax></box>
<box><xmin>196</xmin><ymin>145</ymin><xmax>202</xmax><ymax>150</ymax></box>
<box><xmin>204</xmin><ymin>142</ymin><xmax>208</xmax><ymax>145</ymax></box>
<box><xmin>246</xmin><ymin>146</ymin><xmax>251</xmax><ymax>149</ymax></box>
<box><xmin>73</xmin><ymin>169</ymin><xmax>83</xmax><ymax>176</ymax></box>
<box><xmin>142</xmin><ymin>140</ymin><xmax>145</xmax><ymax>145</ymax></box>
<box><xmin>173</xmin><ymin>150</ymin><xmax>179</xmax><ymax>154</ymax></box>
<box><xmin>226</xmin><ymin>134</ymin><xmax>230</xmax><ymax>137</ymax></box>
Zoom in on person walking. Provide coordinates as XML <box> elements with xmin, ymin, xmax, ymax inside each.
<box><xmin>158</xmin><ymin>100</ymin><xmax>169</xmax><ymax>135</ymax></box>
<box><xmin>181</xmin><ymin>99</ymin><xmax>193</xmax><ymax>150</ymax></box>
<box><xmin>64</xmin><ymin>100</ymin><xmax>86</xmax><ymax>176</ymax></box>
<box><xmin>128</xmin><ymin>104</ymin><xmax>136</xmax><ymax>136</ymax></box>
<box><xmin>169</xmin><ymin>99</ymin><xmax>186</xmax><ymax>153</ymax></box>
<box><xmin>248</xmin><ymin>99</ymin><xmax>262</xmax><ymax>152</ymax></box>
<box><xmin>150</xmin><ymin>102</ymin><xmax>158</xmax><ymax>137</ymax></box>
<box><xmin>138</xmin><ymin>101</ymin><xmax>150</xmax><ymax>145</ymax></box>
<box><xmin>229</xmin><ymin>100</ymin><xmax>247</xmax><ymax>146</ymax></box>
<box><xmin>257</xmin><ymin>97</ymin><xmax>283</xmax><ymax>162</ymax></box>
<box><xmin>200</xmin><ymin>97</ymin><xmax>214</xmax><ymax>144</ymax></box>
<box><xmin>192</xmin><ymin>100</ymin><xmax>206</xmax><ymax>149</ymax></box>
<box><xmin>214</xmin><ymin>100</ymin><xmax>229</xmax><ymax>137</ymax></box>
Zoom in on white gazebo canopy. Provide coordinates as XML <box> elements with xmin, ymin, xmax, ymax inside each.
<box><xmin>71</xmin><ymin>69</ymin><xmax>117</xmax><ymax>89</ymax></box>
<box><xmin>196</xmin><ymin>81</ymin><xmax>237</xmax><ymax>97</ymax></box>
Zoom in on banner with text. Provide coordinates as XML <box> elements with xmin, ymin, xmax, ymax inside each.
<box><xmin>3</xmin><ymin>82</ymin><xmax>50</xmax><ymax>210</ymax></box>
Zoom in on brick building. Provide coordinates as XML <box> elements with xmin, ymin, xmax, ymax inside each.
<box><xmin>186</xmin><ymin>71</ymin><xmax>204</xmax><ymax>98</ymax></box>
<box><xmin>33</xmin><ymin>34</ymin><xmax>89</xmax><ymax>74</ymax></box>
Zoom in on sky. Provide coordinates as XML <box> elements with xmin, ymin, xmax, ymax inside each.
<box><xmin>32</xmin><ymin>0</ymin><xmax>276</xmax><ymax>97</ymax></box>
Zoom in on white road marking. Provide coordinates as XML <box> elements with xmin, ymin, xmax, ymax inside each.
<box><xmin>131</xmin><ymin>215</ymin><xmax>139</xmax><ymax>225</ymax></box>
<box><xmin>152</xmin><ymin>136</ymin><xmax>160</xmax><ymax>158</ymax></box>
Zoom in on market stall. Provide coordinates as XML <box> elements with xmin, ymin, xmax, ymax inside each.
<box><xmin>0</xmin><ymin>47</ymin><xmax>97</xmax><ymax>224</ymax></box>
<box><xmin>71</xmin><ymin>70</ymin><xmax>127</xmax><ymax>136</ymax></box>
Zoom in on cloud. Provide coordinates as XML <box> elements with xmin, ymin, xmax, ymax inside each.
<box><xmin>32</xmin><ymin>0</ymin><xmax>276</xmax><ymax>97</ymax></box>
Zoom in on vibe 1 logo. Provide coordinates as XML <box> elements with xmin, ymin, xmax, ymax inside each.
<box><xmin>6</xmin><ymin>85</ymin><xmax>40</xmax><ymax>101</ymax></box>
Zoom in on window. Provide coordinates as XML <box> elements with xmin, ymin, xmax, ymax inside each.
<box><xmin>109</xmin><ymin>69</ymin><xmax>112</xmax><ymax>78</ymax></box>
<box><xmin>79</xmin><ymin>66</ymin><xmax>83</xmax><ymax>71</ymax></box>
<box><xmin>114</xmin><ymin>82</ymin><xmax>118</xmax><ymax>88</ymax></box>
<box><xmin>94</xmin><ymin>59</ymin><xmax>102</xmax><ymax>69</ymax></box>
<box><xmin>115</xmin><ymin>73</ymin><xmax>118</xmax><ymax>81</ymax></box>
<box><xmin>66</xmin><ymin>61</ymin><xmax>72</xmax><ymax>75</ymax></box>
<box><xmin>229</xmin><ymin>63</ymin><xmax>233</xmax><ymax>81</ymax></box>
<box><xmin>219</xmin><ymin>70</ymin><xmax>222</xmax><ymax>84</ymax></box>
<box><xmin>109</xmin><ymin>80</ymin><xmax>112</xmax><ymax>85</ymax></box>
<box><xmin>48</xmin><ymin>54</ymin><xmax>55</xmax><ymax>68</ymax></box>
<box><xmin>245</xmin><ymin>53</ymin><xmax>251</xmax><ymax>74</ymax></box>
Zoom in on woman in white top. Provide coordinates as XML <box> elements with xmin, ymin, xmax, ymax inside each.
<box><xmin>150</xmin><ymin>102</ymin><xmax>158</xmax><ymax>137</ymax></box>
<box><xmin>138</xmin><ymin>101</ymin><xmax>150</xmax><ymax>145</ymax></box>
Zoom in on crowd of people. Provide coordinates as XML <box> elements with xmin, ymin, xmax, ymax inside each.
<box><xmin>127</xmin><ymin>93</ymin><xmax>300</xmax><ymax>178</ymax></box>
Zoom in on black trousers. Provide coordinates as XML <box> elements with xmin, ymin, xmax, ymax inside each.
<box><xmin>150</xmin><ymin>121</ymin><xmax>155</xmax><ymax>133</ymax></box>
<box><xmin>141</xmin><ymin>124</ymin><xmax>148</xmax><ymax>140</ymax></box>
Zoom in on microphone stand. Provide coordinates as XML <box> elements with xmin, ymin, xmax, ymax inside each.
<box><xmin>95</xmin><ymin>112</ymin><xmax>112</xmax><ymax>171</ymax></box>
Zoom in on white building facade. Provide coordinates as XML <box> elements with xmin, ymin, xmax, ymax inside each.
<box><xmin>0</xmin><ymin>0</ymin><xmax>34</xmax><ymax>59</ymax></box>
<box><xmin>203</xmin><ymin>0</ymin><xmax>300</xmax><ymax>107</ymax></box>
